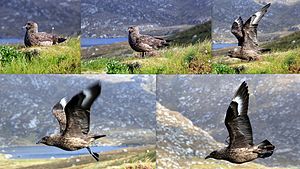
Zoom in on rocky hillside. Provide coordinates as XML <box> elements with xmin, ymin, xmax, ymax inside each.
<box><xmin>157</xmin><ymin>75</ymin><xmax>300</xmax><ymax>168</ymax></box>
<box><xmin>0</xmin><ymin>0</ymin><xmax>81</xmax><ymax>38</ymax></box>
<box><xmin>157</xmin><ymin>103</ymin><xmax>222</xmax><ymax>169</ymax></box>
<box><xmin>0</xmin><ymin>75</ymin><xmax>156</xmax><ymax>146</ymax></box>
<box><xmin>213</xmin><ymin>0</ymin><xmax>300</xmax><ymax>42</ymax></box>
<box><xmin>81</xmin><ymin>0</ymin><xmax>212</xmax><ymax>37</ymax></box>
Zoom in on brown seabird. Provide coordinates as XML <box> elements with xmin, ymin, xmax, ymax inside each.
<box><xmin>24</xmin><ymin>21</ymin><xmax>67</xmax><ymax>47</ymax></box>
<box><xmin>205</xmin><ymin>81</ymin><xmax>275</xmax><ymax>164</ymax></box>
<box><xmin>229</xmin><ymin>3</ymin><xmax>271</xmax><ymax>61</ymax></box>
<box><xmin>37</xmin><ymin>82</ymin><xmax>106</xmax><ymax>161</ymax></box>
<box><xmin>128</xmin><ymin>26</ymin><xmax>170</xmax><ymax>58</ymax></box>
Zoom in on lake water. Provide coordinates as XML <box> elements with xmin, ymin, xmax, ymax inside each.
<box><xmin>0</xmin><ymin>38</ymin><xmax>23</xmax><ymax>45</ymax></box>
<box><xmin>213</xmin><ymin>43</ymin><xmax>237</xmax><ymax>50</ymax></box>
<box><xmin>0</xmin><ymin>146</ymin><xmax>126</xmax><ymax>159</ymax></box>
<box><xmin>81</xmin><ymin>37</ymin><xmax>127</xmax><ymax>48</ymax></box>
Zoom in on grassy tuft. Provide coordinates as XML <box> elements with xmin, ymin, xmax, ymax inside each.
<box><xmin>82</xmin><ymin>40</ymin><xmax>212</xmax><ymax>74</ymax></box>
<box><xmin>0</xmin><ymin>37</ymin><xmax>80</xmax><ymax>74</ymax></box>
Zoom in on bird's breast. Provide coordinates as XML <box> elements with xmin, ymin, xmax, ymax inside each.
<box><xmin>56</xmin><ymin>137</ymin><xmax>88</xmax><ymax>151</ymax></box>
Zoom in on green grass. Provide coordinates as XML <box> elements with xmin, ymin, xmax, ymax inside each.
<box><xmin>82</xmin><ymin>40</ymin><xmax>212</xmax><ymax>74</ymax></box>
<box><xmin>224</xmin><ymin>47</ymin><xmax>300</xmax><ymax>74</ymax></box>
<box><xmin>168</xmin><ymin>21</ymin><xmax>211</xmax><ymax>45</ymax></box>
<box><xmin>0</xmin><ymin>146</ymin><xmax>155</xmax><ymax>169</ymax></box>
<box><xmin>263</xmin><ymin>31</ymin><xmax>300</xmax><ymax>52</ymax></box>
<box><xmin>0</xmin><ymin>37</ymin><xmax>80</xmax><ymax>74</ymax></box>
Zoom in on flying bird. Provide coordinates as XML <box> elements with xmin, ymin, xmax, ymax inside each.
<box><xmin>229</xmin><ymin>3</ymin><xmax>271</xmax><ymax>61</ymax></box>
<box><xmin>37</xmin><ymin>82</ymin><xmax>106</xmax><ymax>161</ymax></box>
<box><xmin>205</xmin><ymin>82</ymin><xmax>275</xmax><ymax>164</ymax></box>
<box><xmin>24</xmin><ymin>21</ymin><xmax>67</xmax><ymax>47</ymax></box>
<box><xmin>128</xmin><ymin>26</ymin><xmax>170</xmax><ymax>58</ymax></box>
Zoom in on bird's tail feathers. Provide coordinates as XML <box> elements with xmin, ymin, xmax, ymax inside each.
<box><xmin>256</xmin><ymin>139</ymin><xmax>275</xmax><ymax>158</ymax></box>
<box><xmin>58</xmin><ymin>37</ymin><xmax>67</xmax><ymax>43</ymax></box>
<box><xmin>92</xmin><ymin>134</ymin><xmax>106</xmax><ymax>140</ymax></box>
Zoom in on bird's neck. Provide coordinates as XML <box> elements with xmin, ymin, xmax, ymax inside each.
<box><xmin>28</xmin><ymin>28</ymin><xmax>38</xmax><ymax>34</ymax></box>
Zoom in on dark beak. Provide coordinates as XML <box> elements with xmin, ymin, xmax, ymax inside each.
<box><xmin>205</xmin><ymin>155</ymin><xmax>210</xmax><ymax>159</ymax></box>
<box><xmin>36</xmin><ymin>140</ymin><xmax>41</xmax><ymax>144</ymax></box>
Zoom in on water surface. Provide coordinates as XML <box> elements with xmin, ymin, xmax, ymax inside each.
<box><xmin>1</xmin><ymin>146</ymin><xmax>126</xmax><ymax>159</ymax></box>
<box><xmin>0</xmin><ymin>38</ymin><xmax>23</xmax><ymax>45</ymax></box>
<box><xmin>213</xmin><ymin>43</ymin><xmax>237</xmax><ymax>50</ymax></box>
<box><xmin>81</xmin><ymin>37</ymin><xmax>127</xmax><ymax>48</ymax></box>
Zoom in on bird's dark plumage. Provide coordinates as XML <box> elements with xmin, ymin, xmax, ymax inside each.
<box><xmin>206</xmin><ymin>82</ymin><xmax>275</xmax><ymax>164</ymax></box>
<box><xmin>37</xmin><ymin>82</ymin><xmax>105</xmax><ymax>161</ymax></box>
<box><xmin>128</xmin><ymin>26</ymin><xmax>170</xmax><ymax>58</ymax></box>
<box><xmin>229</xmin><ymin>3</ymin><xmax>271</xmax><ymax>61</ymax></box>
<box><xmin>24</xmin><ymin>21</ymin><xmax>67</xmax><ymax>47</ymax></box>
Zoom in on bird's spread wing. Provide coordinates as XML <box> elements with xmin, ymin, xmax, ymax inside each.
<box><xmin>52</xmin><ymin>98</ymin><xmax>67</xmax><ymax>133</ymax></box>
<box><xmin>251</xmin><ymin>3</ymin><xmax>271</xmax><ymax>26</ymax></box>
<box><xmin>225</xmin><ymin>81</ymin><xmax>253</xmax><ymax>148</ymax></box>
<box><xmin>243</xmin><ymin>3</ymin><xmax>271</xmax><ymax>45</ymax></box>
<box><xmin>63</xmin><ymin>82</ymin><xmax>101</xmax><ymax>137</ymax></box>
<box><xmin>231</xmin><ymin>17</ymin><xmax>244</xmax><ymax>46</ymax></box>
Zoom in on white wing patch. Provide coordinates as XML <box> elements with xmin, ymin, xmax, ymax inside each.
<box><xmin>252</xmin><ymin>12</ymin><xmax>262</xmax><ymax>25</ymax></box>
<box><xmin>82</xmin><ymin>88</ymin><xmax>92</xmax><ymax>108</ymax></box>
<box><xmin>233</xmin><ymin>96</ymin><xmax>243</xmax><ymax>114</ymax></box>
<box><xmin>60</xmin><ymin>97</ymin><xmax>67</xmax><ymax>109</ymax></box>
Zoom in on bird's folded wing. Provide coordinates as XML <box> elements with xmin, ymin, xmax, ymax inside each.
<box><xmin>139</xmin><ymin>35</ymin><xmax>165</xmax><ymax>47</ymax></box>
<box><xmin>33</xmin><ymin>32</ymin><xmax>54</xmax><ymax>42</ymax></box>
<box><xmin>63</xmin><ymin>82</ymin><xmax>101</xmax><ymax>137</ymax></box>
<box><xmin>52</xmin><ymin>98</ymin><xmax>67</xmax><ymax>133</ymax></box>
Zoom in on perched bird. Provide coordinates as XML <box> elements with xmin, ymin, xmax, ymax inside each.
<box><xmin>128</xmin><ymin>26</ymin><xmax>170</xmax><ymax>58</ymax></box>
<box><xmin>37</xmin><ymin>82</ymin><xmax>106</xmax><ymax>161</ymax></box>
<box><xmin>205</xmin><ymin>82</ymin><xmax>275</xmax><ymax>164</ymax></box>
<box><xmin>229</xmin><ymin>3</ymin><xmax>271</xmax><ymax>61</ymax></box>
<box><xmin>24</xmin><ymin>21</ymin><xmax>67</xmax><ymax>47</ymax></box>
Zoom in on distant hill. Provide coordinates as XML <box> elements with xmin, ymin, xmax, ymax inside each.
<box><xmin>81</xmin><ymin>0</ymin><xmax>212</xmax><ymax>38</ymax></box>
<box><xmin>0</xmin><ymin>75</ymin><xmax>156</xmax><ymax>146</ymax></box>
<box><xmin>0</xmin><ymin>0</ymin><xmax>81</xmax><ymax>38</ymax></box>
<box><xmin>213</xmin><ymin>0</ymin><xmax>300</xmax><ymax>42</ymax></box>
<box><xmin>157</xmin><ymin>75</ymin><xmax>300</xmax><ymax>168</ymax></box>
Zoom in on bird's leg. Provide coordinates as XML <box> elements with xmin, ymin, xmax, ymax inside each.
<box><xmin>86</xmin><ymin>147</ymin><xmax>99</xmax><ymax>161</ymax></box>
<box><xmin>142</xmin><ymin>52</ymin><xmax>145</xmax><ymax>58</ymax></box>
<box><xmin>225</xmin><ymin>136</ymin><xmax>230</xmax><ymax>145</ymax></box>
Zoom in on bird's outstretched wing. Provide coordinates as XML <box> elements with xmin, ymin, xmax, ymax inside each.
<box><xmin>63</xmin><ymin>82</ymin><xmax>101</xmax><ymax>137</ymax></box>
<box><xmin>52</xmin><ymin>98</ymin><xmax>67</xmax><ymax>133</ymax></box>
<box><xmin>225</xmin><ymin>81</ymin><xmax>253</xmax><ymax>148</ymax></box>
<box><xmin>243</xmin><ymin>3</ymin><xmax>271</xmax><ymax>46</ymax></box>
<box><xmin>231</xmin><ymin>17</ymin><xmax>244</xmax><ymax>46</ymax></box>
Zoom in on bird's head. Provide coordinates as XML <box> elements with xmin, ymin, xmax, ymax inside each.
<box><xmin>205</xmin><ymin>150</ymin><xmax>222</xmax><ymax>160</ymax></box>
<box><xmin>128</xmin><ymin>26</ymin><xmax>139</xmax><ymax>33</ymax></box>
<box><xmin>24</xmin><ymin>21</ymin><xmax>38</xmax><ymax>32</ymax></box>
<box><xmin>36</xmin><ymin>136</ymin><xmax>52</xmax><ymax>145</ymax></box>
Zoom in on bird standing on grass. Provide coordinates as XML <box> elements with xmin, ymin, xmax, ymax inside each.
<box><xmin>128</xmin><ymin>26</ymin><xmax>170</xmax><ymax>58</ymax></box>
<box><xmin>37</xmin><ymin>82</ymin><xmax>106</xmax><ymax>161</ymax></box>
<box><xmin>205</xmin><ymin>82</ymin><xmax>275</xmax><ymax>164</ymax></box>
<box><xmin>24</xmin><ymin>21</ymin><xmax>67</xmax><ymax>47</ymax></box>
